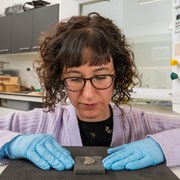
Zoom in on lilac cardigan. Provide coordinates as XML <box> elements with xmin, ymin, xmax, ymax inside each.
<box><xmin>0</xmin><ymin>104</ymin><xmax>180</xmax><ymax>167</ymax></box>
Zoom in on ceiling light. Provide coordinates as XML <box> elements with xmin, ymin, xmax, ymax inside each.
<box><xmin>138</xmin><ymin>0</ymin><xmax>163</xmax><ymax>5</ymax></box>
<box><xmin>76</xmin><ymin>0</ymin><xmax>108</xmax><ymax>4</ymax></box>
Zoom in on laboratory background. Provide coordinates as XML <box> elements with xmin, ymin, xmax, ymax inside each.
<box><xmin>0</xmin><ymin>0</ymin><xmax>180</xmax><ymax>115</ymax></box>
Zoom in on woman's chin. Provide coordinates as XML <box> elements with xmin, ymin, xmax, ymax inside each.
<box><xmin>77</xmin><ymin>112</ymin><xmax>105</xmax><ymax>122</ymax></box>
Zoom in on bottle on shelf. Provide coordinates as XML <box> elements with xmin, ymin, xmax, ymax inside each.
<box><xmin>170</xmin><ymin>59</ymin><xmax>179</xmax><ymax>66</ymax></box>
<box><xmin>170</xmin><ymin>72</ymin><xmax>179</xmax><ymax>80</ymax></box>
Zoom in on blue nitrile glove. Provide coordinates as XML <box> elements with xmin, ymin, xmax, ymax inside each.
<box><xmin>102</xmin><ymin>137</ymin><xmax>165</xmax><ymax>170</ymax></box>
<box><xmin>1</xmin><ymin>134</ymin><xmax>74</xmax><ymax>171</ymax></box>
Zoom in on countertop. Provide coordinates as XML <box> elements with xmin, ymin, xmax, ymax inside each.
<box><xmin>0</xmin><ymin>92</ymin><xmax>180</xmax><ymax>116</ymax></box>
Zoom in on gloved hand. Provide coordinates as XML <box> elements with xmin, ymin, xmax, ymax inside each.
<box><xmin>102</xmin><ymin>137</ymin><xmax>165</xmax><ymax>170</ymax></box>
<box><xmin>1</xmin><ymin>134</ymin><xmax>74</xmax><ymax>171</ymax></box>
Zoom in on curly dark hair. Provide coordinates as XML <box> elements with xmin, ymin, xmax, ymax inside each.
<box><xmin>35</xmin><ymin>12</ymin><xmax>141</xmax><ymax>112</ymax></box>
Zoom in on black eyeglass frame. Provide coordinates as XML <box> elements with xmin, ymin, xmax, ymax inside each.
<box><xmin>62</xmin><ymin>74</ymin><xmax>116</xmax><ymax>92</ymax></box>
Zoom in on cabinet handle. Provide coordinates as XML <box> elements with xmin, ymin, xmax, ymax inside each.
<box><xmin>0</xmin><ymin>49</ymin><xmax>9</xmax><ymax>52</ymax></box>
<box><xmin>32</xmin><ymin>46</ymin><xmax>40</xmax><ymax>50</ymax></box>
<box><xmin>19</xmin><ymin>47</ymin><xmax>30</xmax><ymax>51</ymax></box>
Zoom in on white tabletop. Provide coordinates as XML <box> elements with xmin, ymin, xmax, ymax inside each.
<box><xmin>0</xmin><ymin>165</ymin><xmax>7</xmax><ymax>174</ymax></box>
<box><xmin>171</xmin><ymin>167</ymin><xmax>180</xmax><ymax>178</ymax></box>
<box><xmin>0</xmin><ymin>164</ymin><xmax>180</xmax><ymax>178</ymax></box>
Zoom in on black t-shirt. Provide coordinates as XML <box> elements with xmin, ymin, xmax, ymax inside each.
<box><xmin>78</xmin><ymin>111</ymin><xmax>113</xmax><ymax>146</ymax></box>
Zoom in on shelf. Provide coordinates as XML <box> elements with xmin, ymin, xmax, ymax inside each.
<box><xmin>0</xmin><ymin>92</ymin><xmax>42</xmax><ymax>102</ymax></box>
<box><xmin>131</xmin><ymin>88</ymin><xmax>172</xmax><ymax>101</ymax></box>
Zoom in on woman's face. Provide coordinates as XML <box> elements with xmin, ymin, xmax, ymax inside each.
<box><xmin>62</xmin><ymin>60</ymin><xmax>115</xmax><ymax>122</ymax></box>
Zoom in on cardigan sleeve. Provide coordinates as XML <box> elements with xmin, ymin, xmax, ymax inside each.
<box><xmin>0</xmin><ymin>108</ymin><xmax>43</xmax><ymax>148</ymax></box>
<box><xmin>0</xmin><ymin>106</ymin><xmax>65</xmax><ymax>147</ymax></box>
<box><xmin>149</xmin><ymin>128</ymin><xmax>180</xmax><ymax>167</ymax></box>
<box><xmin>0</xmin><ymin>130</ymin><xmax>21</xmax><ymax>149</ymax></box>
<box><xmin>121</xmin><ymin>107</ymin><xmax>180</xmax><ymax>140</ymax></box>
<box><xmin>0</xmin><ymin>108</ymin><xmax>43</xmax><ymax>133</ymax></box>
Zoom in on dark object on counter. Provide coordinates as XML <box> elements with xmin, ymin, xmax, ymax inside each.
<box><xmin>0</xmin><ymin>61</ymin><xmax>9</xmax><ymax>69</ymax></box>
<box><xmin>74</xmin><ymin>156</ymin><xmax>105</xmax><ymax>175</ymax></box>
<box><xmin>0</xmin><ymin>146</ymin><xmax>179</xmax><ymax>180</ymax></box>
<box><xmin>20</xmin><ymin>86</ymin><xmax>35</xmax><ymax>92</ymax></box>
<box><xmin>1</xmin><ymin>69</ymin><xmax>19</xmax><ymax>77</ymax></box>
<box><xmin>23</xmin><ymin>0</ymin><xmax>51</xmax><ymax>11</ymax></box>
<box><xmin>4</xmin><ymin>4</ymin><xmax>23</xmax><ymax>16</ymax></box>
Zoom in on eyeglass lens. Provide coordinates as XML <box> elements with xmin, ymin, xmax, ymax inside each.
<box><xmin>64</xmin><ymin>75</ymin><xmax>114</xmax><ymax>91</ymax></box>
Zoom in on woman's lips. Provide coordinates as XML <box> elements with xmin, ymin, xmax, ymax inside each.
<box><xmin>81</xmin><ymin>103</ymin><xmax>97</xmax><ymax>109</ymax></box>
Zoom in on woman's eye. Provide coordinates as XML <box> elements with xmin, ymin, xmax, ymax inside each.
<box><xmin>95</xmin><ymin>76</ymin><xmax>107</xmax><ymax>81</ymax></box>
<box><xmin>70</xmin><ymin>78</ymin><xmax>82</xmax><ymax>82</ymax></box>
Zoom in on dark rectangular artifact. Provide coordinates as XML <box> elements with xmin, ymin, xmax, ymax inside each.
<box><xmin>74</xmin><ymin>156</ymin><xmax>105</xmax><ymax>175</ymax></box>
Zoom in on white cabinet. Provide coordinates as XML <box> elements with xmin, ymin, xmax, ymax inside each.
<box><xmin>171</xmin><ymin>0</ymin><xmax>180</xmax><ymax>113</ymax></box>
<box><xmin>0</xmin><ymin>93</ymin><xmax>43</xmax><ymax>115</ymax></box>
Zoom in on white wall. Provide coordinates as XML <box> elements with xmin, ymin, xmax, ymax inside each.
<box><xmin>123</xmin><ymin>0</ymin><xmax>172</xmax><ymax>38</ymax></box>
<box><xmin>81</xmin><ymin>0</ymin><xmax>123</xmax><ymax>29</ymax></box>
<box><xmin>81</xmin><ymin>0</ymin><xmax>173</xmax><ymax>89</ymax></box>
<box><xmin>81</xmin><ymin>0</ymin><xmax>172</xmax><ymax>40</ymax></box>
<box><xmin>123</xmin><ymin>0</ymin><xmax>172</xmax><ymax>89</ymax></box>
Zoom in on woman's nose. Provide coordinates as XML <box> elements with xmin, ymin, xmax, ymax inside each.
<box><xmin>81</xmin><ymin>80</ymin><xmax>95</xmax><ymax>98</ymax></box>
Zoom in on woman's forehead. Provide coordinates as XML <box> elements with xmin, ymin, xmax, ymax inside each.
<box><xmin>62</xmin><ymin>60</ymin><xmax>114</xmax><ymax>75</ymax></box>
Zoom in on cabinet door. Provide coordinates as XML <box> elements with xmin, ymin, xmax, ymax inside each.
<box><xmin>11</xmin><ymin>10</ymin><xmax>33</xmax><ymax>53</ymax></box>
<box><xmin>0</xmin><ymin>16</ymin><xmax>12</xmax><ymax>54</ymax></box>
<box><xmin>32</xmin><ymin>4</ymin><xmax>59</xmax><ymax>51</ymax></box>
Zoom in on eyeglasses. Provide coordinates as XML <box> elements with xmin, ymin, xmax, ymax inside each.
<box><xmin>63</xmin><ymin>74</ymin><xmax>115</xmax><ymax>92</ymax></box>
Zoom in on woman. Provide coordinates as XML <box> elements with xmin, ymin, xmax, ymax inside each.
<box><xmin>0</xmin><ymin>13</ymin><xmax>180</xmax><ymax>171</ymax></box>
